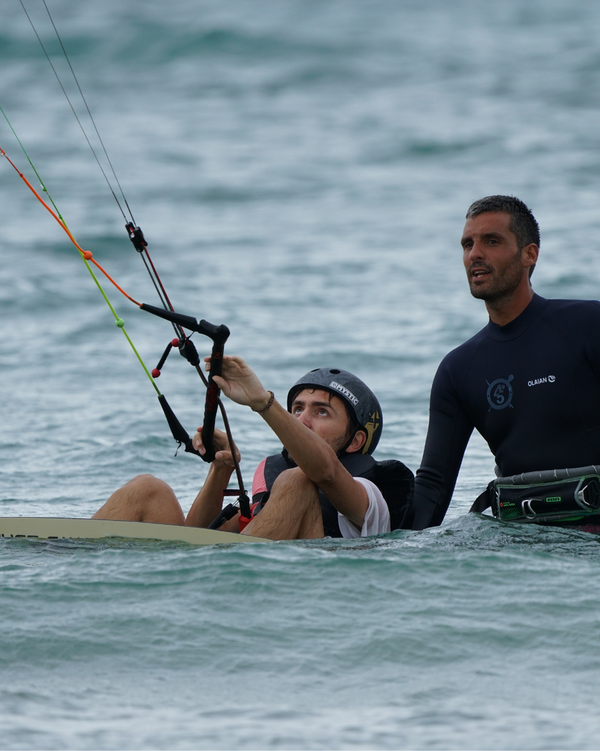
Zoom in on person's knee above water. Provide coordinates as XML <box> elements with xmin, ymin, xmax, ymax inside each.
<box><xmin>198</xmin><ymin>357</ymin><xmax>413</xmax><ymax>540</ymax></box>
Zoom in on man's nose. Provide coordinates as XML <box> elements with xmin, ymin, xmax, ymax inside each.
<box><xmin>467</xmin><ymin>241</ymin><xmax>485</xmax><ymax>261</ymax></box>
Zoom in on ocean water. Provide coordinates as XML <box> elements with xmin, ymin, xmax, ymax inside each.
<box><xmin>2</xmin><ymin>0</ymin><xmax>600</xmax><ymax>748</ymax></box>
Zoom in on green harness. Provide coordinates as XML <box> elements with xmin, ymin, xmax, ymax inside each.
<box><xmin>473</xmin><ymin>466</ymin><xmax>600</xmax><ymax>524</ymax></box>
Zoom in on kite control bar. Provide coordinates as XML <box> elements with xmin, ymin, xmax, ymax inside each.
<box><xmin>140</xmin><ymin>303</ymin><xmax>230</xmax><ymax>463</ymax></box>
<box><xmin>140</xmin><ymin>303</ymin><xmax>230</xmax><ymax>345</ymax></box>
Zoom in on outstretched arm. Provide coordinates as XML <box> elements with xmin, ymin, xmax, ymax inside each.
<box><xmin>210</xmin><ymin>355</ymin><xmax>369</xmax><ymax>527</ymax></box>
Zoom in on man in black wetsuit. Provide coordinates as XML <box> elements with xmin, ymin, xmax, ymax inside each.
<box><xmin>404</xmin><ymin>195</ymin><xmax>600</xmax><ymax>530</ymax></box>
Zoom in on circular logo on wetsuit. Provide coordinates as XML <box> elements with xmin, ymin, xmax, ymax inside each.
<box><xmin>486</xmin><ymin>375</ymin><xmax>514</xmax><ymax>410</ymax></box>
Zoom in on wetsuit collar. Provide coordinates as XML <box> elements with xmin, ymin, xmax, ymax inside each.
<box><xmin>485</xmin><ymin>293</ymin><xmax>548</xmax><ymax>341</ymax></box>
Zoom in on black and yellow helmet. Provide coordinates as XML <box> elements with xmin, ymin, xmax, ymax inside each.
<box><xmin>287</xmin><ymin>368</ymin><xmax>383</xmax><ymax>455</ymax></box>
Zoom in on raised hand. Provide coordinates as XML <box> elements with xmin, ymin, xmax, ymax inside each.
<box><xmin>205</xmin><ymin>355</ymin><xmax>271</xmax><ymax>411</ymax></box>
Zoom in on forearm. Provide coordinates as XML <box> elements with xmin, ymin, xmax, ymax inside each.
<box><xmin>185</xmin><ymin>463</ymin><xmax>235</xmax><ymax>528</ymax></box>
<box><xmin>260</xmin><ymin>399</ymin><xmax>340</xmax><ymax>486</ymax></box>
<box><xmin>210</xmin><ymin>357</ymin><xmax>333</xmax><ymax>475</ymax></box>
<box><xmin>405</xmin><ymin>407</ymin><xmax>473</xmax><ymax>530</ymax></box>
<box><xmin>410</xmin><ymin>468</ymin><xmax>454</xmax><ymax>529</ymax></box>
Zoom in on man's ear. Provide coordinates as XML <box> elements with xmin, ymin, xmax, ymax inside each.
<box><xmin>522</xmin><ymin>243</ymin><xmax>539</xmax><ymax>270</ymax></box>
<box><xmin>346</xmin><ymin>429</ymin><xmax>367</xmax><ymax>454</ymax></box>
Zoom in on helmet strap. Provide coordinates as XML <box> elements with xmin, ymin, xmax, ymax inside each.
<box><xmin>336</xmin><ymin>425</ymin><xmax>366</xmax><ymax>456</ymax></box>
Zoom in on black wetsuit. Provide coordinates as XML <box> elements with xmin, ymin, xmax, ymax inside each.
<box><xmin>405</xmin><ymin>295</ymin><xmax>600</xmax><ymax>529</ymax></box>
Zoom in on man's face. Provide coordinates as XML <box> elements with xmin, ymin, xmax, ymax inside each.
<box><xmin>290</xmin><ymin>389</ymin><xmax>352</xmax><ymax>454</ymax></box>
<box><xmin>461</xmin><ymin>212</ymin><xmax>530</xmax><ymax>303</ymax></box>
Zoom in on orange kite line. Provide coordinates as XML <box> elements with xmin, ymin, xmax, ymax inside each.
<box><xmin>1</xmin><ymin>148</ymin><xmax>141</xmax><ymax>307</ymax></box>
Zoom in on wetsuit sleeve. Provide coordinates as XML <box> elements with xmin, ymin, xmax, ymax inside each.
<box><xmin>405</xmin><ymin>359</ymin><xmax>474</xmax><ymax>529</ymax></box>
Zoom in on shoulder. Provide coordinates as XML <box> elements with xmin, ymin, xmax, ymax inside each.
<box><xmin>438</xmin><ymin>317</ymin><xmax>491</xmax><ymax>368</ymax></box>
<box><xmin>540</xmin><ymin>297</ymin><xmax>600</xmax><ymax>318</ymax></box>
<box><xmin>537</xmin><ymin>297</ymin><xmax>600</xmax><ymax>337</ymax></box>
<box><xmin>432</xmin><ymin>327</ymin><xmax>488</xmax><ymax>390</ymax></box>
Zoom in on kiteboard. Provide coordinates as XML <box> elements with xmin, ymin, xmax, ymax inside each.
<box><xmin>0</xmin><ymin>517</ymin><xmax>269</xmax><ymax>546</ymax></box>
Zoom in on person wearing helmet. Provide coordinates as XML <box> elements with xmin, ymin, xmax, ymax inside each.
<box><xmin>188</xmin><ymin>355</ymin><xmax>413</xmax><ymax>540</ymax></box>
<box><xmin>93</xmin><ymin>355</ymin><xmax>413</xmax><ymax>541</ymax></box>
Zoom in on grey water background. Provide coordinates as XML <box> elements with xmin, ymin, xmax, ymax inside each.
<box><xmin>2</xmin><ymin>0</ymin><xmax>600</xmax><ymax>748</ymax></box>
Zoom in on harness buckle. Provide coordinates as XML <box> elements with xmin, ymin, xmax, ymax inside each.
<box><xmin>576</xmin><ymin>480</ymin><xmax>600</xmax><ymax>510</ymax></box>
<box><xmin>521</xmin><ymin>499</ymin><xmax>538</xmax><ymax>519</ymax></box>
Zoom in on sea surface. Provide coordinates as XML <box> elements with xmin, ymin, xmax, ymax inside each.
<box><xmin>2</xmin><ymin>1</ymin><xmax>600</xmax><ymax>749</ymax></box>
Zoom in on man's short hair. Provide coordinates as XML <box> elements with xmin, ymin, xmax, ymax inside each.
<box><xmin>466</xmin><ymin>195</ymin><xmax>540</xmax><ymax>251</ymax></box>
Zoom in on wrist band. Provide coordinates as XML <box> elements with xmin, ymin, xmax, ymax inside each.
<box><xmin>253</xmin><ymin>390</ymin><xmax>275</xmax><ymax>415</ymax></box>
